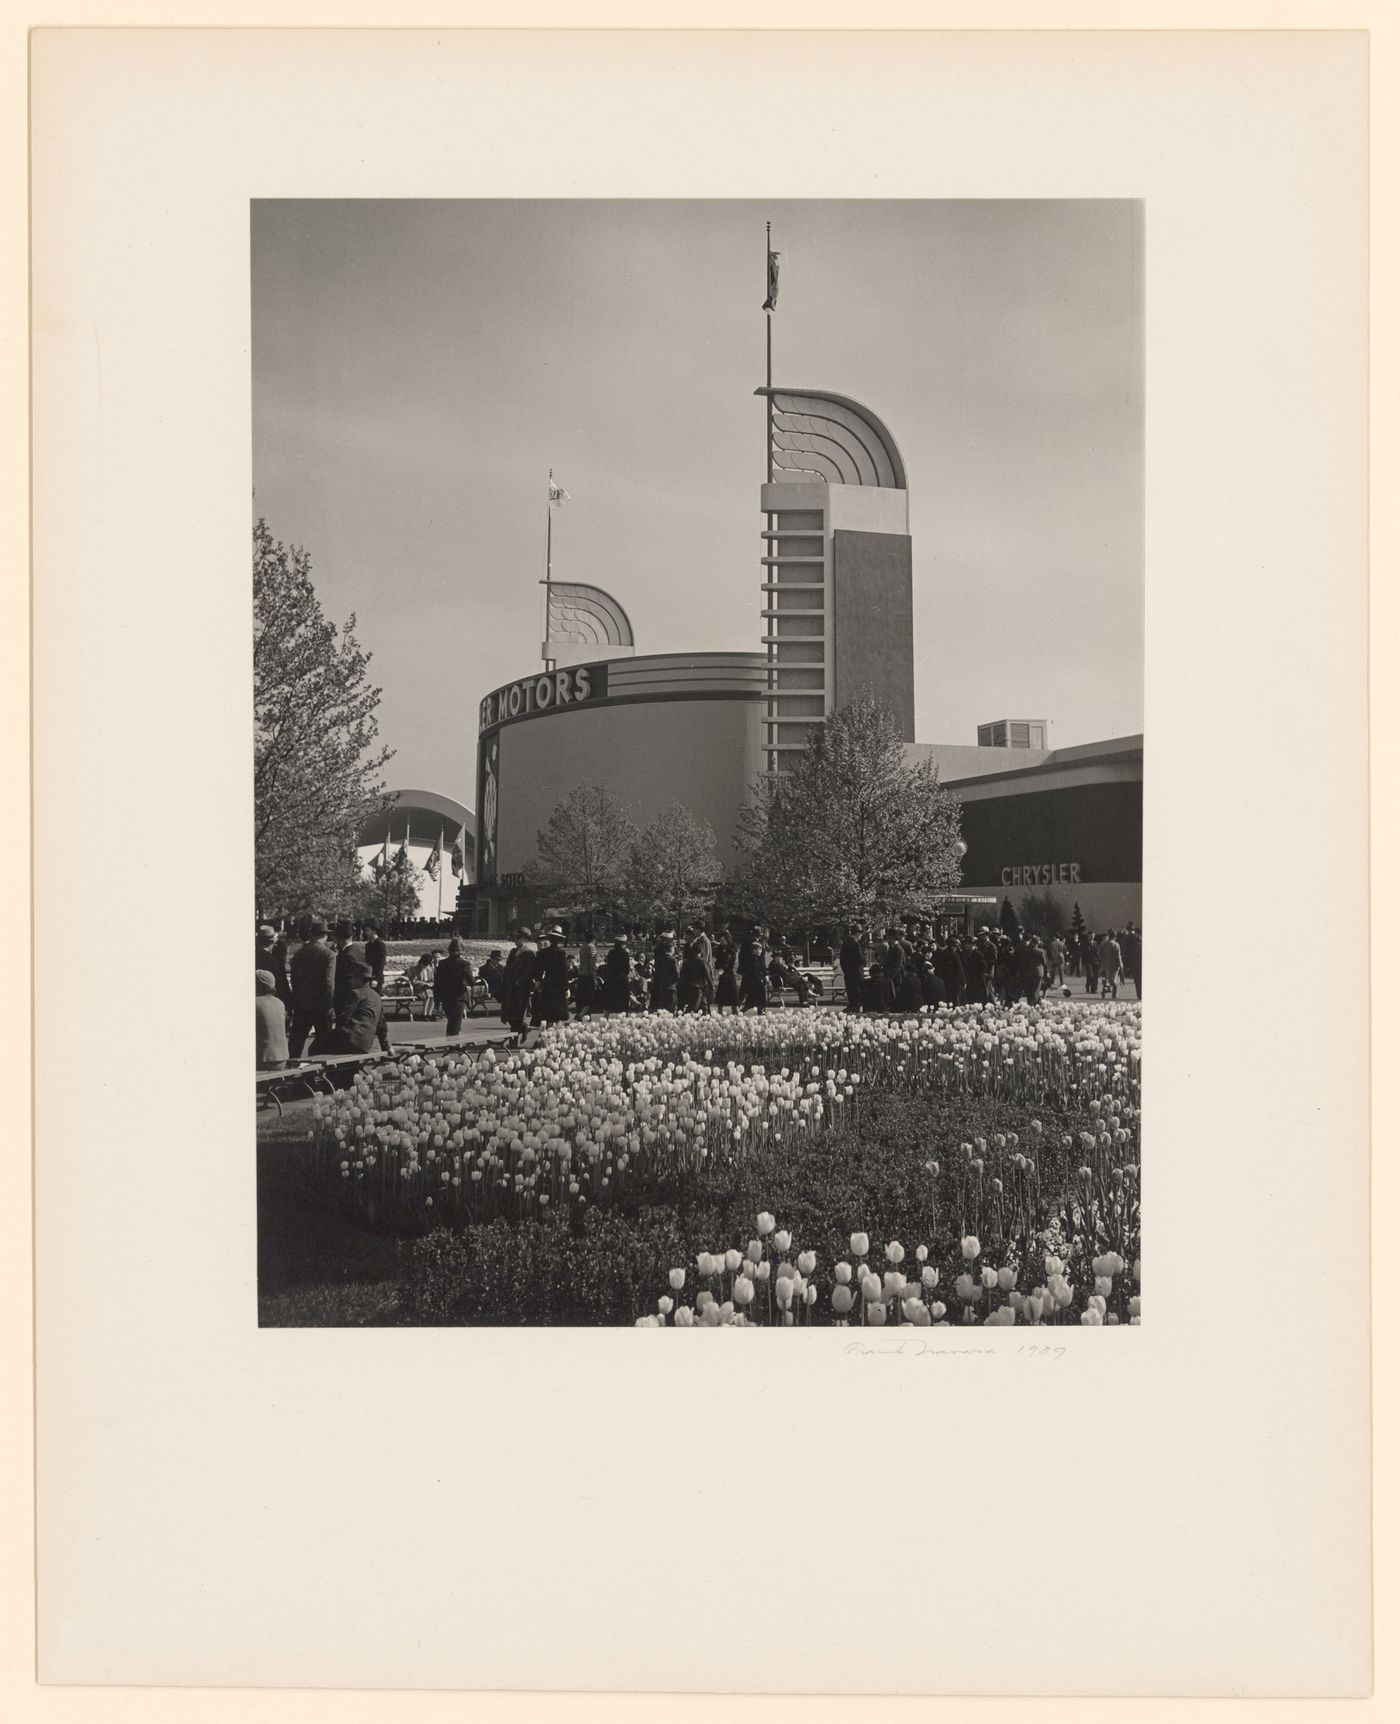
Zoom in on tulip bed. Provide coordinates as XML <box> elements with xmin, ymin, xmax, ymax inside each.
<box><xmin>278</xmin><ymin>1000</ymin><xmax>1140</xmax><ymax>1325</ymax></box>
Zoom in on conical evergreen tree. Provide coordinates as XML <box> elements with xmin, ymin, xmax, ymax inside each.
<box><xmin>1071</xmin><ymin>901</ymin><xmax>1086</xmax><ymax>937</ymax></box>
<box><xmin>1000</xmin><ymin>895</ymin><xmax>1020</xmax><ymax>936</ymax></box>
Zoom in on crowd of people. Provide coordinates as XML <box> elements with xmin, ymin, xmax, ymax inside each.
<box><xmin>837</xmin><ymin>921</ymin><xmax>1143</xmax><ymax>1012</ymax></box>
<box><xmin>255</xmin><ymin>914</ymin><xmax>1143</xmax><ymax>1069</ymax></box>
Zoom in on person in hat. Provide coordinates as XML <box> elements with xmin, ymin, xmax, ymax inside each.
<box><xmin>332</xmin><ymin>918</ymin><xmax>369</xmax><ymax>1015</ymax></box>
<box><xmin>480</xmin><ymin>948</ymin><xmax>505</xmax><ymax>1002</ymax></box>
<box><xmin>288</xmin><ymin>917</ymin><xmax>336</xmax><ymax>1057</ymax></box>
<box><xmin>500</xmin><ymin>927</ymin><xmax>540</xmax><ymax>1035</ymax></box>
<box><xmin>255</xmin><ymin>969</ymin><xmax>289</xmax><ymax>1070</ymax></box>
<box><xmin>839</xmin><ymin>926</ymin><xmax>866</xmax><ymax>1015</ymax></box>
<box><xmin>1097</xmin><ymin>929</ymin><xmax>1124</xmax><ymax>1000</ymax></box>
<box><xmin>738</xmin><ymin>926</ymin><xmax>768</xmax><ymax>1014</ymax></box>
<box><xmin>537</xmin><ymin>926</ymin><xmax>572</xmax><ymax>1024</ymax></box>
<box><xmin>363</xmin><ymin>921</ymin><xmax>387</xmax><ymax>992</ymax></box>
<box><xmin>574</xmin><ymin>934</ymin><xmax>599</xmax><ymax>1019</ymax></box>
<box><xmin>713</xmin><ymin>928</ymin><xmax>740</xmax><ymax>1014</ymax></box>
<box><xmin>649</xmin><ymin>931</ymin><xmax>680</xmax><ymax>1013</ymax></box>
<box><xmin>961</xmin><ymin>935</ymin><xmax>989</xmax><ymax>1005</ymax></box>
<box><xmin>1120</xmin><ymin>922</ymin><xmax>1142</xmax><ymax>999</ymax></box>
<box><xmin>601</xmin><ymin>932</ymin><xmax>632</xmax><ymax>1014</ymax></box>
<box><xmin>316</xmin><ymin>953</ymin><xmax>390</xmax><ymax>1056</ymax></box>
<box><xmin>433</xmin><ymin>936</ymin><xmax>474</xmax><ymax>1036</ymax></box>
<box><xmin>678</xmin><ymin>923</ymin><xmax>715</xmax><ymax>1014</ymax></box>
<box><xmin>255</xmin><ymin>924</ymin><xmax>291</xmax><ymax>1009</ymax></box>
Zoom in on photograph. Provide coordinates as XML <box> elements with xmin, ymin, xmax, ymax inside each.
<box><xmin>252</xmin><ymin>197</ymin><xmax>1144</xmax><ymax>1328</ymax></box>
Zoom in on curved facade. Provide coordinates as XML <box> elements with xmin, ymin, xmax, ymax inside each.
<box><xmin>473</xmin><ymin>652</ymin><xmax>766</xmax><ymax>934</ymax></box>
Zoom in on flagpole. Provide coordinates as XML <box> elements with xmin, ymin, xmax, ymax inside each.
<box><xmin>765</xmin><ymin>222</ymin><xmax>774</xmax><ymax>484</ymax></box>
<box><xmin>437</xmin><ymin>824</ymin><xmax>444</xmax><ymax>922</ymax></box>
<box><xmin>544</xmin><ymin>469</ymin><xmax>554</xmax><ymax>672</ymax></box>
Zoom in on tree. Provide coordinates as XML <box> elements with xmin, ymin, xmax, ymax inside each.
<box><xmin>254</xmin><ymin>520</ymin><xmax>393</xmax><ymax>920</ymax></box>
<box><xmin>354</xmin><ymin>847</ymin><xmax>426</xmax><ymax>926</ymax></box>
<box><xmin>622</xmin><ymin>801</ymin><xmax>719</xmax><ymax>932</ymax></box>
<box><xmin>1018</xmin><ymin>888</ymin><xmax>1065</xmax><ymax>939</ymax></box>
<box><xmin>732</xmin><ymin>694</ymin><xmax>964</xmax><ymax>931</ymax></box>
<box><xmin>527</xmin><ymin>783</ymin><xmax>639</xmax><ymax>933</ymax></box>
<box><xmin>1070</xmin><ymin>901</ymin><xmax>1086</xmax><ymax>938</ymax></box>
<box><xmin>1000</xmin><ymin>895</ymin><xmax>1020</xmax><ymax>937</ymax></box>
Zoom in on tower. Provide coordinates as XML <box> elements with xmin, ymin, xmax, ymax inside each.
<box><xmin>756</xmin><ymin>387</ymin><xmax>914</xmax><ymax>773</ymax></box>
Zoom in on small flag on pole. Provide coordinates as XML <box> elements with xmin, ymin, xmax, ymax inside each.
<box><xmin>425</xmin><ymin>830</ymin><xmax>442</xmax><ymax>882</ymax></box>
<box><xmin>396</xmin><ymin>819</ymin><xmax>411</xmax><ymax>866</ymax></box>
<box><xmin>763</xmin><ymin>248</ymin><xmax>780</xmax><ymax>312</ymax></box>
<box><xmin>548</xmin><ymin>479</ymin><xmax>571</xmax><ymax>507</ymax></box>
<box><xmin>450</xmin><ymin>830</ymin><xmax>465</xmax><ymax>877</ymax></box>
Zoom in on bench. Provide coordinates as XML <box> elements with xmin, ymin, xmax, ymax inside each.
<box><xmin>256</xmin><ymin>1049</ymin><xmax>394</xmax><ymax>1112</ymax></box>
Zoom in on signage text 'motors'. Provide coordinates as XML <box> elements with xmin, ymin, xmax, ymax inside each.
<box><xmin>478</xmin><ymin>663</ymin><xmax>606</xmax><ymax>733</ymax></box>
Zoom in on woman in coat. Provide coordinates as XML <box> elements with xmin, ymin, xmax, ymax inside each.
<box><xmin>600</xmin><ymin>935</ymin><xmax>632</xmax><ymax>1014</ymax></box>
<box><xmin>499</xmin><ymin>928</ymin><xmax>540</xmax><ymax>1035</ymax></box>
<box><xmin>738</xmin><ymin>929</ymin><xmax>768</xmax><ymax>1014</ymax></box>
<box><xmin>714</xmin><ymin>934</ymin><xmax>740</xmax><ymax>1013</ymax></box>
<box><xmin>536</xmin><ymin>927</ymin><xmax>572</xmax><ymax>1024</ymax></box>
<box><xmin>677</xmin><ymin>931</ymin><xmax>708</xmax><ymax>1013</ymax></box>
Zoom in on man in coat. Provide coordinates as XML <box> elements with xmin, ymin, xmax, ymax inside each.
<box><xmin>692</xmin><ymin>924</ymin><xmax>717</xmax><ymax>1011</ymax></box>
<box><xmin>500</xmin><ymin>928</ymin><xmax>540</xmax><ymax>1035</ymax></box>
<box><xmin>316</xmin><ymin>953</ymin><xmax>390</xmax><ymax>1057</ymax></box>
<box><xmin>536</xmin><ymin>926</ymin><xmax>572</xmax><ymax>1024</ymax></box>
<box><xmin>363</xmin><ymin>922</ymin><xmax>388</xmax><ymax>992</ymax></box>
<box><xmin>288</xmin><ymin>919</ymin><xmax>336</xmax><ymax>1057</ymax></box>
<box><xmin>433</xmin><ymin>936</ymin><xmax>474</xmax><ymax>1036</ymax></box>
<box><xmin>933</xmin><ymin>938</ymin><xmax>966</xmax><ymax>1008</ymax></box>
<box><xmin>1018</xmin><ymin>936</ymin><xmax>1047</xmax><ymax>1005</ymax></box>
<box><xmin>1097</xmin><ymin>930</ymin><xmax>1124</xmax><ymax>1000</ymax></box>
<box><xmin>649</xmin><ymin>932</ymin><xmax>680</xmax><ymax>1013</ymax></box>
<box><xmin>839</xmin><ymin>927</ymin><xmax>866</xmax><ymax>1014</ymax></box>
<box><xmin>332</xmin><ymin>919</ymin><xmax>369</xmax><ymax>1014</ymax></box>
<box><xmin>1120</xmin><ymin>924</ymin><xmax>1143</xmax><ymax>998</ymax></box>
<box><xmin>961</xmin><ymin>937</ymin><xmax>989</xmax><ymax>1005</ymax></box>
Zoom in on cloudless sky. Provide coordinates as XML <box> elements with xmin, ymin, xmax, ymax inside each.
<box><xmin>252</xmin><ymin>199</ymin><xmax>1143</xmax><ymax>802</ymax></box>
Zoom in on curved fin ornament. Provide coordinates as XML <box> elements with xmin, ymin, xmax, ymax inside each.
<box><xmin>544</xmin><ymin>581</ymin><xmax>634</xmax><ymax>649</ymax></box>
<box><xmin>756</xmin><ymin>387</ymin><xmax>906</xmax><ymax>490</ymax></box>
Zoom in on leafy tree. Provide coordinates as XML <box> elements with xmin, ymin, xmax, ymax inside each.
<box><xmin>254</xmin><ymin>520</ymin><xmax>392</xmax><ymax>920</ymax></box>
<box><xmin>1017</xmin><ymin>889</ymin><xmax>1066</xmax><ymax>939</ymax></box>
<box><xmin>527</xmin><ymin>783</ymin><xmax>639</xmax><ymax>934</ymax></box>
<box><xmin>622</xmin><ymin>801</ymin><xmax>719</xmax><ymax>932</ymax></box>
<box><xmin>732</xmin><ymin>694</ymin><xmax>964</xmax><ymax>930</ymax></box>
<box><xmin>354</xmin><ymin>846</ymin><xmax>426</xmax><ymax>926</ymax></box>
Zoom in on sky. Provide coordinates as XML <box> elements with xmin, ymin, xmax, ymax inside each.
<box><xmin>252</xmin><ymin>199</ymin><xmax>1143</xmax><ymax>804</ymax></box>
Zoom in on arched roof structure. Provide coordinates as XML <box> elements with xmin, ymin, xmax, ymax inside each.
<box><xmin>358</xmin><ymin>788</ymin><xmax>474</xmax><ymax>848</ymax></box>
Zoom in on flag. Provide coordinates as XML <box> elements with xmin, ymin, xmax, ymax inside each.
<box><xmin>548</xmin><ymin>478</ymin><xmax>570</xmax><ymax>507</ymax></box>
<box><xmin>762</xmin><ymin>248</ymin><xmax>780</xmax><ymax>312</ymax></box>
<box><xmin>396</xmin><ymin>819</ymin><xmax>411</xmax><ymax>866</ymax></box>
<box><xmin>450</xmin><ymin>830</ymin><xmax>465</xmax><ymax>877</ymax></box>
<box><xmin>425</xmin><ymin>829</ymin><xmax>442</xmax><ymax>882</ymax></box>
